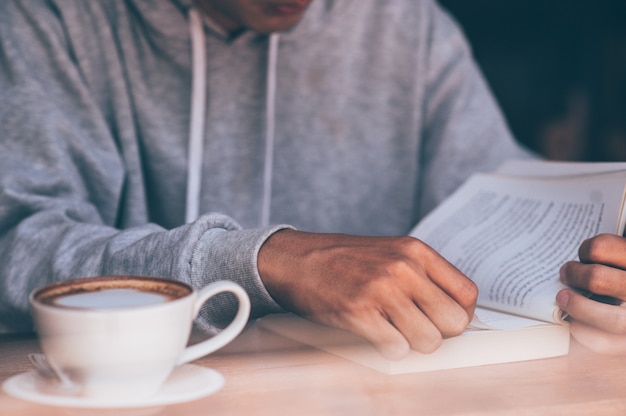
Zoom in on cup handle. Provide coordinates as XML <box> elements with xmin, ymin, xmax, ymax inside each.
<box><xmin>176</xmin><ymin>280</ymin><xmax>251</xmax><ymax>365</ymax></box>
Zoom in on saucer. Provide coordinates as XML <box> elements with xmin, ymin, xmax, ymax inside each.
<box><xmin>2</xmin><ymin>364</ymin><xmax>224</xmax><ymax>408</ymax></box>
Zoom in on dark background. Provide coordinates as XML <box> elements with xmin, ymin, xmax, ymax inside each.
<box><xmin>440</xmin><ymin>0</ymin><xmax>626</xmax><ymax>161</ymax></box>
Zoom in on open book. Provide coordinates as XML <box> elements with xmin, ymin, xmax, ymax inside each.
<box><xmin>260</xmin><ymin>160</ymin><xmax>626</xmax><ymax>374</ymax></box>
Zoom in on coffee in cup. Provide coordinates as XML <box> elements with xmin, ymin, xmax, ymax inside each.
<box><xmin>30</xmin><ymin>276</ymin><xmax>250</xmax><ymax>399</ymax></box>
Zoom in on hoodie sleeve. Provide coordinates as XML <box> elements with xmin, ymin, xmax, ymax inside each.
<box><xmin>417</xmin><ymin>0</ymin><xmax>537</xmax><ymax>216</ymax></box>
<box><xmin>0</xmin><ymin>1</ymin><xmax>284</xmax><ymax>333</ymax></box>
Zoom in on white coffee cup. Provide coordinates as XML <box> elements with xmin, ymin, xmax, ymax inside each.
<box><xmin>29</xmin><ymin>276</ymin><xmax>250</xmax><ymax>399</ymax></box>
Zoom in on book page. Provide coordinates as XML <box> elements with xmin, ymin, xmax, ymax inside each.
<box><xmin>496</xmin><ymin>159</ymin><xmax>626</xmax><ymax>177</ymax></box>
<box><xmin>469</xmin><ymin>307</ymin><xmax>555</xmax><ymax>331</ymax></box>
<box><xmin>411</xmin><ymin>171</ymin><xmax>626</xmax><ymax>322</ymax></box>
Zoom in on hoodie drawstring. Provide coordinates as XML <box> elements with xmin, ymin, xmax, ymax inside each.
<box><xmin>185</xmin><ymin>9</ymin><xmax>207</xmax><ymax>224</ymax></box>
<box><xmin>261</xmin><ymin>32</ymin><xmax>279</xmax><ymax>227</ymax></box>
<box><xmin>185</xmin><ymin>8</ymin><xmax>279</xmax><ymax>227</ymax></box>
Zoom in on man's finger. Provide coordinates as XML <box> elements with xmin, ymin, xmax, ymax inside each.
<box><xmin>343</xmin><ymin>311</ymin><xmax>412</xmax><ymax>360</ymax></box>
<box><xmin>560</xmin><ymin>261</ymin><xmax>626</xmax><ymax>300</ymax></box>
<box><xmin>400</xmin><ymin>278</ymin><xmax>472</xmax><ymax>338</ymax></box>
<box><xmin>408</xmin><ymin>238</ymin><xmax>478</xmax><ymax>313</ymax></box>
<box><xmin>557</xmin><ymin>288</ymin><xmax>626</xmax><ymax>334</ymax></box>
<box><xmin>579</xmin><ymin>234</ymin><xmax>626</xmax><ymax>269</ymax></box>
<box><xmin>381</xmin><ymin>292</ymin><xmax>446</xmax><ymax>353</ymax></box>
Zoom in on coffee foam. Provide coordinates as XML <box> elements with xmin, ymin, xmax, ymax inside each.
<box><xmin>35</xmin><ymin>276</ymin><xmax>191</xmax><ymax>309</ymax></box>
<box><xmin>53</xmin><ymin>288</ymin><xmax>172</xmax><ymax>309</ymax></box>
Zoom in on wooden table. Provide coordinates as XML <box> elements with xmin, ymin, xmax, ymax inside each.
<box><xmin>2</xmin><ymin>321</ymin><xmax>626</xmax><ymax>416</ymax></box>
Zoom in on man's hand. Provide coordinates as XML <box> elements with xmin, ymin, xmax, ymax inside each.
<box><xmin>558</xmin><ymin>234</ymin><xmax>626</xmax><ymax>354</ymax></box>
<box><xmin>258</xmin><ymin>229</ymin><xmax>478</xmax><ymax>360</ymax></box>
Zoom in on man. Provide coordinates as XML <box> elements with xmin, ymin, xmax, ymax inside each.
<box><xmin>0</xmin><ymin>0</ymin><xmax>623</xmax><ymax>358</ymax></box>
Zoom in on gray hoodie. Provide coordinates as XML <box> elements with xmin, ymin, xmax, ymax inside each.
<box><xmin>0</xmin><ymin>0</ymin><xmax>532</xmax><ymax>333</ymax></box>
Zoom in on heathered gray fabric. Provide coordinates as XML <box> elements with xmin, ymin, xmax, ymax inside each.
<box><xmin>0</xmin><ymin>0</ymin><xmax>533</xmax><ymax>333</ymax></box>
